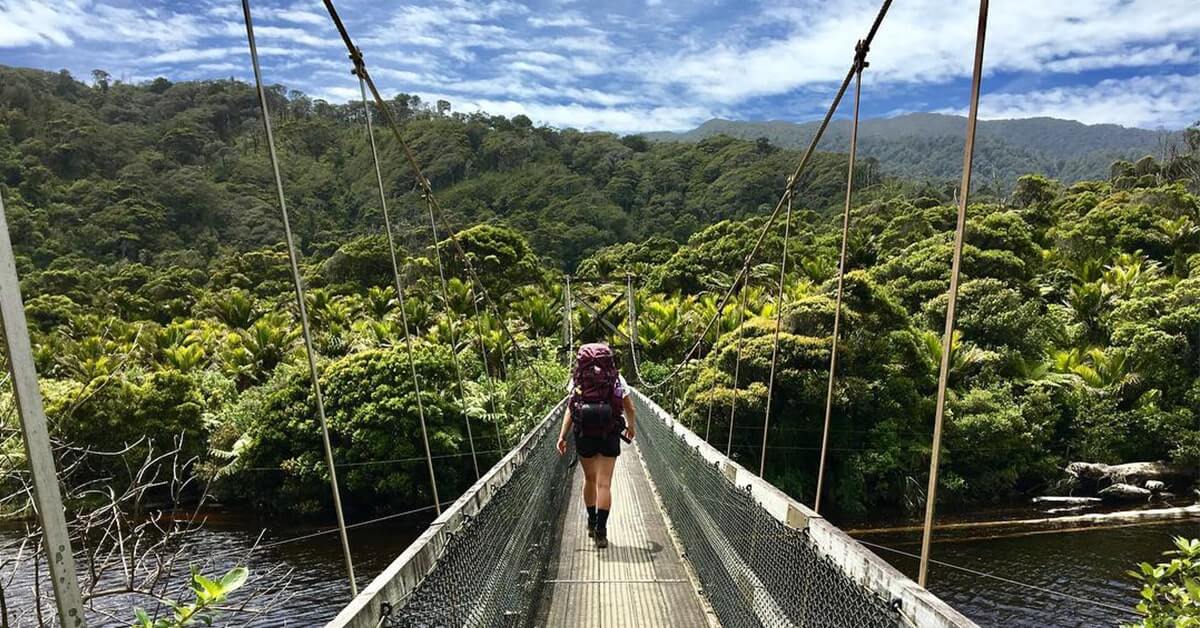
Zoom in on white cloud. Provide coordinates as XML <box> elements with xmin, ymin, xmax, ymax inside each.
<box><xmin>972</xmin><ymin>73</ymin><xmax>1200</xmax><ymax>129</ymax></box>
<box><xmin>643</xmin><ymin>0</ymin><xmax>1200</xmax><ymax>105</ymax></box>
<box><xmin>528</xmin><ymin>14</ymin><xmax>590</xmax><ymax>28</ymax></box>
<box><xmin>1042</xmin><ymin>44</ymin><xmax>1197</xmax><ymax>74</ymax></box>
<box><xmin>265</xmin><ymin>7</ymin><xmax>326</xmax><ymax>27</ymax></box>
<box><xmin>0</xmin><ymin>1</ymin><xmax>79</xmax><ymax>46</ymax></box>
<box><xmin>310</xmin><ymin>85</ymin><xmax>362</xmax><ymax>103</ymax></box>
<box><xmin>425</xmin><ymin>95</ymin><xmax>711</xmax><ymax>132</ymax></box>
<box><xmin>3</xmin><ymin>0</ymin><xmax>1198</xmax><ymax>132</ymax></box>
<box><xmin>0</xmin><ymin>0</ymin><xmax>208</xmax><ymax>48</ymax></box>
<box><xmin>147</xmin><ymin>47</ymin><xmax>229</xmax><ymax>64</ymax></box>
<box><xmin>193</xmin><ymin>62</ymin><xmax>241</xmax><ymax>74</ymax></box>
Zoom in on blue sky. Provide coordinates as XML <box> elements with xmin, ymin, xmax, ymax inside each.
<box><xmin>1</xmin><ymin>0</ymin><xmax>1198</xmax><ymax>133</ymax></box>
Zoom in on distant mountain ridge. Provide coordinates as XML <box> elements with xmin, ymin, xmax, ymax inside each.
<box><xmin>645</xmin><ymin>113</ymin><xmax>1177</xmax><ymax>184</ymax></box>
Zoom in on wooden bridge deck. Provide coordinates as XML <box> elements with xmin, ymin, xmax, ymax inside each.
<box><xmin>538</xmin><ymin>443</ymin><xmax>714</xmax><ymax>627</ymax></box>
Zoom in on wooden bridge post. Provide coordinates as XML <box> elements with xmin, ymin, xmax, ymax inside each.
<box><xmin>0</xmin><ymin>191</ymin><xmax>87</xmax><ymax>627</ymax></box>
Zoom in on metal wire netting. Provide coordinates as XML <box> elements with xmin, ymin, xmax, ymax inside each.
<box><xmin>384</xmin><ymin>399</ymin><xmax>573</xmax><ymax>627</ymax></box>
<box><xmin>632</xmin><ymin>393</ymin><xmax>902</xmax><ymax>628</ymax></box>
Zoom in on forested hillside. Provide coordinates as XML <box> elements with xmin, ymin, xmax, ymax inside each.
<box><xmin>0</xmin><ymin>65</ymin><xmax>867</xmax><ymax>273</ymax></box>
<box><xmin>647</xmin><ymin>113</ymin><xmax>1179</xmax><ymax>185</ymax></box>
<box><xmin>1</xmin><ymin>64</ymin><xmax>1199</xmax><ymax>522</ymax></box>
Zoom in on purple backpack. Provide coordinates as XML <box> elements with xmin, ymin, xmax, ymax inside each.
<box><xmin>570</xmin><ymin>343</ymin><xmax>623</xmax><ymax>437</ymax></box>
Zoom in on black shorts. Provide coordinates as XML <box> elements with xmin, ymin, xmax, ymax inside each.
<box><xmin>575</xmin><ymin>431</ymin><xmax>621</xmax><ymax>458</ymax></box>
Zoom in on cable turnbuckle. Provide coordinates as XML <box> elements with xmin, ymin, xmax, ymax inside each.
<box><xmin>854</xmin><ymin>39</ymin><xmax>870</xmax><ymax>71</ymax></box>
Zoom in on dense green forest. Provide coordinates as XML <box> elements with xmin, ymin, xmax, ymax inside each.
<box><xmin>648</xmin><ymin>113</ymin><xmax>1181</xmax><ymax>185</ymax></box>
<box><xmin>1</xmin><ymin>65</ymin><xmax>1199</xmax><ymax>520</ymax></box>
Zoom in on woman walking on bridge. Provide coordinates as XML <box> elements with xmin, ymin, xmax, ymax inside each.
<box><xmin>556</xmin><ymin>343</ymin><xmax>637</xmax><ymax>549</ymax></box>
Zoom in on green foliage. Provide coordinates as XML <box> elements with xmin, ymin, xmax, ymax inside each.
<box><xmin>646</xmin><ymin>113</ymin><xmax>1178</xmax><ymax>185</ymax></box>
<box><xmin>5</xmin><ymin>65</ymin><xmax>1199</xmax><ymax>522</ymax></box>
<box><xmin>133</xmin><ymin>566</ymin><xmax>249</xmax><ymax>628</ymax></box>
<box><xmin>437</xmin><ymin>223</ymin><xmax>543</xmax><ymax>293</ymax></box>
<box><xmin>231</xmin><ymin>344</ymin><xmax>479</xmax><ymax>514</ymax></box>
<box><xmin>1127</xmin><ymin>537</ymin><xmax>1200</xmax><ymax>627</ymax></box>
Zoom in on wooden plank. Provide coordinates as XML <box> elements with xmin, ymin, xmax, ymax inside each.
<box><xmin>538</xmin><ymin>444</ymin><xmax>709</xmax><ymax>627</ymax></box>
<box><xmin>0</xmin><ymin>192</ymin><xmax>87</xmax><ymax>627</ymax></box>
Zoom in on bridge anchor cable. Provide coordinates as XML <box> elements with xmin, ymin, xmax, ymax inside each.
<box><xmin>241</xmin><ymin>0</ymin><xmax>357</xmax><ymax>595</ymax></box>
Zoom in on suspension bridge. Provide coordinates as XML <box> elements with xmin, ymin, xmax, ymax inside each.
<box><xmin>0</xmin><ymin>0</ymin><xmax>1005</xmax><ymax>625</ymax></box>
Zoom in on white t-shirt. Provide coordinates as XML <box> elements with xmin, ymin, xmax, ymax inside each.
<box><xmin>567</xmin><ymin>375</ymin><xmax>629</xmax><ymax>398</ymax></box>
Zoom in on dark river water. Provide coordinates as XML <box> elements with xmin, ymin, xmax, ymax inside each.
<box><xmin>864</xmin><ymin>521</ymin><xmax>1200</xmax><ymax>627</ymax></box>
<box><xmin>0</xmin><ymin>513</ymin><xmax>1195</xmax><ymax>626</ymax></box>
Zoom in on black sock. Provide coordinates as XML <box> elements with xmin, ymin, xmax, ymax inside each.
<box><xmin>596</xmin><ymin>508</ymin><xmax>610</xmax><ymax>532</ymax></box>
<box><xmin>587</xmin><ymin>505</ymin><xmax>597</xmax><ymax>526</ymax></box>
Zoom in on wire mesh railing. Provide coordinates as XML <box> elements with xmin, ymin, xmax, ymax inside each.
<box><xmin>331</xmin><ymin>389</ymin><xmax>974</xmax><ymax>628</ymax></box>
<box><xmin>630</xmin><ymin>389</ymin><xmax>977</xmax><ymax>628</ymax></box>
<box><xmin>328</xmin><ymin>397</ymin><xmax>572</xmax><ymax>628</ymax></box>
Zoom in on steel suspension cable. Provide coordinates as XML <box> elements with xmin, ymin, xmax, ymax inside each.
<box><xmin>637</xmin><ymin>0</ymin><xmax>894</xmax><ymax>391</ymax></box>
<box><xmin>241</xmin><ymin>0</ymin><xmax>356</xmax><ymax>595</ymax></box>
<box><xmin>625</xmin><ymin>274</ymin><xmax>642</xmax><ymax>384</ymax></box>
<box><xmin>425</xmin><ymin>196</ymin><xmax>480</xmax><ymax>479</ymax></box>
<box><xmin>321</xmin><ymin>0</ymin><xmax>553</xmax><ymax>394</ymax></box>
<box><xmin>703</xmin><ymin>336</ymin><xmax>716</xmax><ymax>441</ymax></box>
<box><xmin>814</xmin><ymin>45</ymin><xmax>867</xmax><ymax>512</ymax></box>
<box><xmin>759</xmin><ymin>189</ymin><xmax>794</xmax><ymax>477</ymax></box>
<box><xmin>493</xmin><ymin>316</ymin><xmax>514</xmax><ymax>448</ymax></box>
<box><xmin>919</xmin><ymin>0</ymin><xmax>989</xmax><ymax>588</ymax></box>
<box><xmin>470</xmin><ymin>292</ymin><xmax>505</xmax><ymax>449</ymax></box>
<box><xmin>701</xmin><ymin>293</ymin><xmax>734</xmax><ymax>443</ymax></box>
<box><xmin>564</xmin><ymin>276</ymin><xmax>575</xmax><ymax>367</ymax></box>
<box><xmin>356</xmin><ymin>71</ymin><xmax>442</xmax><ymax>514</ymax></box>
<box><xmin>725</xmin><ymin>276</ymin><xmax>750</xmax><ymax>457</ymax></box>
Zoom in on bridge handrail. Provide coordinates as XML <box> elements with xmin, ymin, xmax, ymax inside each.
<box><xmin>631</xmin><ymin>388</ymin><xmax>978</xmax><ymax>628</ymax></box>
<box><xmin>326</xmin><ymin>396</ymin><xmax>568</xmax><ymax>628</ymax></box>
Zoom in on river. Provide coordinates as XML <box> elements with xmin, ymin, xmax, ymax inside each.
<box><xmin>0</xmin><ymin>513</ymin><xmax>1195</xmax><ymax>626</ymax></box>
<box><xmin>865</xmin><ymin>521</ymin><xmax>1200</xmax><ymax>626</ymax></box>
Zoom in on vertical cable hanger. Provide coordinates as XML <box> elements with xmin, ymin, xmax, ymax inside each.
<box><xmin>635</xmin><ymin>0</ymin><xmax>894</xmax><ymax>392</ymax></box>
<box><xmin>814</xmin><ymin>40</ymin><xmax>868</xmax><ymax>512</ymax></box>
<box><xmin>625</xmin><ymin>274</ymin><xmax>641</xmax><ymax>385</ymax></box>
<box><xmin>919</xmin><ymin>0</ymin><xmax>989</xmax><ymax>588</ymax></box>
<box><xmin>759</xmin><ymin>187</ymin><xmax>794</xmax><ymax>478</ymax></box>
<box><xmin>725</xmin><ymin>268</ymin><xmax>751</xmax><ymax>457</ymax></box>
<box><xmin>563</xmin><ymin>276</ymin><xmax>575</xmax><ymax>368</ymax></box>
<box><xmin>355</xmin><ymin>70</ymin><xmax>441</xmax><ymax>514</ymax></box>
<box><xmin>241</xmin><ymin>0</ymin><xmax>357</xmax><ymax>595</ymax></box>
<box><xmin>471</xmin><ymin>290</ymin><xmax>505</xmax><ymax>451</ymax></box>
<box><xmin>321</xmin><ymin>0</ymin><xmax>553</xmax><ymax>395</ymax></box>
<box><xmin>425</xmin><ymin>197</ymin><xmax>481</xmax><ymax>479</ymax></box>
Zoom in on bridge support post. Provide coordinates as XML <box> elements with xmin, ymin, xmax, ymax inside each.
<box><xmin>0</xmin><ymin>191</ymin><xmax>87</xmax><ymax>627</ymax></box>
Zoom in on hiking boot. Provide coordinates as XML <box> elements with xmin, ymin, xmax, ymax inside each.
<box><xmin>595</xmin><ymin>528</ymin><xmax>608</xmax><ymax>549</ymax></box>
<box><xmin>587</xmin><ymin>520</ymin><xmax>596</xmax><ymax>538</ymax></box>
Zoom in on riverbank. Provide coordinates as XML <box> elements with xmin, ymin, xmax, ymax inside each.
<box><xmin>849</xmin><ymin>503</ymin><xmax>1200</xmax><ymax>541</ymax></box>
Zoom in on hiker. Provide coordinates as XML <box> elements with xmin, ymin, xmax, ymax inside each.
<box><xmin>556</xmin><ymin>342</ymin><xmax>637</xmax><ymax>548</ymax></box>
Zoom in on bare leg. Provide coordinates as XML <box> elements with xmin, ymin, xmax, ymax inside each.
<box><xmin>594</xmin><ymin>455</ymin><xmax>617</xmax><ymax>510</ymax></box>
<box><xmin>580</xmin><ymin>456</ymin><xmax>598</xmax><ymax>508</ymax></box>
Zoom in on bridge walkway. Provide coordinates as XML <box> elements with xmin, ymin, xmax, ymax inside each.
<box><xmin>538</xmin><ymin>443</ymin><xmax>714</xmax><ymax>627</ymax></box>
